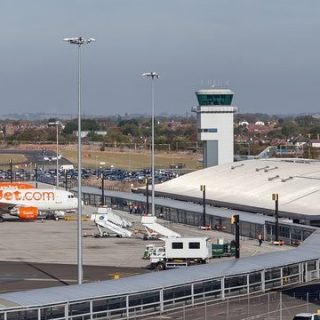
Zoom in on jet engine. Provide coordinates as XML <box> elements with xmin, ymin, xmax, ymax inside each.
<box><xmin>18</xmin><ymin>207</ymin><xmax>38</xmax><ymax>220</ymax></box>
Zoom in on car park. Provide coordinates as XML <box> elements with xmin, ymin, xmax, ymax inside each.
<box><xmin>2</xmin><ymin>164</ymin><xmax>183</xmax><ymax>189</ymax></box>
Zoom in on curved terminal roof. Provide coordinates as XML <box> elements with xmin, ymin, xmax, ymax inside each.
<box><xmin>155</xmin><ymin>159</ymin><xmax>320</xmax><ymax>219</ymax></box>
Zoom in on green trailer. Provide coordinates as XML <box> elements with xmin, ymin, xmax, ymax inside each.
<box><xmin>212</xmin><ymin>242</ymin><xmax>236</xmax><ymax>258</ymax></box>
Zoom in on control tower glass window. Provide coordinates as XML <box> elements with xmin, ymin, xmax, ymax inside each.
<box><xmin>197</xmin><ymin>94</ymin><xmax>233</xmax><ymax>106</ymax></box>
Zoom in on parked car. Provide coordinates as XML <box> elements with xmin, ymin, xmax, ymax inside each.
<box><xmin>293</xmin><ymin>313</ymin><xmax>320</xmax><ymax>320</ymax></box>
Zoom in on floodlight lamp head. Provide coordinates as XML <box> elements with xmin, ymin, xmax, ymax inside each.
<box><xmin>142</xmin><ymin>72</ymin><xmax>159</xmax><ymax>79</ymax></box>
<box><xmin>64</xmin><ymin>37</ymin><xmax>81</xmax><ymax>44</ymax></box>
<box><xmin>63</xmin><ymin>37</ymin><xmax>78</xmax><ymax>42</ymax></box>
<box><xmin>86</xmin><ymin>38</ymin><xmax>96</xmax><ymax>44</ymax></box>
<box><xmin>64</xmin><ymin>37</ymin><xmax>95</xmax><ymax>46</ymax></box>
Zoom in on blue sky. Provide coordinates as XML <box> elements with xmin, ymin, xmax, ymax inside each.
<box><xmin>0</xmin><ymin>0</ymin><xmax>319</xmax><ymax>116</ymax></box>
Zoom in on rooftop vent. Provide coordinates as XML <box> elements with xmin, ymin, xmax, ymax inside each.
<box><xmin>264</xmin><ymin>166</ymin><xmax>278</xmax><ymax>173</ymax></box>
<box><xmin>281</xmin><ymin>176</ymin><xmax>293</xmax><ymax>182</ymax></box>
<box><xmin>268</xmin><ymin>175</ymin><xmax>280</xmax><ymax>181</ymax></box>
<box><xmin>256</xmin><ymin>166</ymin><xmax>269</xmax><ymax>172</ymax></box>
<box><xmin>231</xmin><ymin>163</ymin><xmax>244</xmax><ymax>170</ymax></box>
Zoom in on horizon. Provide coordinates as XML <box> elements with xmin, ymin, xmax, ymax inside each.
<box><xmin>0</xmin><ymin>110</ymin><xmax>319</xmax><ymax>122</ymax></box>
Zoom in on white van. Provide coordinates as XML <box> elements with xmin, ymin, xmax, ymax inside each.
<box><xmin>293</xmin><ymin>313</ymin><xmax>320</xmax><ymax>320</ymax></box>
<box><xmin>60</xmin><ymin>164</ymin><xmax>74</xmax><ymax>171</ymax></box>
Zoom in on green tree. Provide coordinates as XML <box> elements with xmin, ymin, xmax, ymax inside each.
<box><xmin>63</xmin><ymin>119</ymin><xmax>100</xmax><ymax>134</ymax></box>
<box><xmin>281</xmin><ymin>123</ymin><xmax>300</xmax><ymax>138</ymax></box>
<box><xmin>295</xmin><ymin>115</ymin><xmax>318</xmax><ymax>127</ymax></box>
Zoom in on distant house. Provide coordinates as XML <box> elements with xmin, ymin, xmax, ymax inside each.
<box><xmin>310</xmin><ymin>140</ymin><xmax>320</xmax><ymax>148</ymax></box>
<box><xmin>95</xmin><ymin>131</ymin><xmax>107</xmax><ymax>136</ymax></box>
<box><xmin>73</xmin><ymin>130</ymin><xmax>107</xmax><ymax>138</ymax></box>
<box><xmin>293</xmin><ymin>136</ymin><xmax>308</xmax><ymax>147</ymax></box>
<box><xmin>4</xmin><ymin>124</ymin><xmax>15</xmax><ymax>136</ymax></box>
<box><xmin>238</xmin><ymin>121</ymin><xmax>249</xmax><ymax>126</ymax></box>
<box><xmin>255</xmin><ymin>121</ymin><xmax>265</xmax><ymax>126</ymax></box>
<box><xmin>73</xmin><ymin>131</ymin><xmax>89</xmax><ymax>138</ymax></box>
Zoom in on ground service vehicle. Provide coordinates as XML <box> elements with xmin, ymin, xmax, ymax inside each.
<box><xmin>149</xmin><ymin>237</ymin><xmax>212</xmax><ymax>270</ymax></box>
<box><xmin>293</xmin><ymin>313</ymin><xmax>320</xmax><ymax>320</ymax></box>
<box><xmin>212</xmin><ymin>241</ymin><xmax>236</xmax><ymax>258</ymax></box>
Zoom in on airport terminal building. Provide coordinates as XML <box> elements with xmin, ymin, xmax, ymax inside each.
<box><xmin>76</xmin><ymin>158</ymin><xmax>320</xmax><ymax>246</ymax></box>
<box><xmin>154</xmin><ymin>158</ymin><xmax>320</xmax><ymax>226</ymax></box>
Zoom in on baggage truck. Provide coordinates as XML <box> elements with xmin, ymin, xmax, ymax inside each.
<box><xmin>149</xmin><ymin>237</ymin><xmax>212</xmax><ymax>271</ymax></box>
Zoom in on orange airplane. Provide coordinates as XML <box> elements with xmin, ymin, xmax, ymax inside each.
<box><xmin>0</xmin><ymin>182</ymin><xmax>34</xmax><ymax>189</ymax></box>
<box><xmin>0</xmin><ymin>182</ymin><xmax>78</xmax><ymax>222</ymax></box>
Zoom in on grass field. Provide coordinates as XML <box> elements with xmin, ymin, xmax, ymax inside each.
<box><xmin>48</xmin><ymin>145</ymin><xmax>202</xmax><ymax>170</ymax></box>
<box><xmin>0</xmin><ymin>154</ymin><xmax>27</xmax><ymax>167</ymax></box>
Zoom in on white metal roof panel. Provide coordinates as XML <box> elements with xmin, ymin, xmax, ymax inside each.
<box><xmin>155</xmin><ymin>159</ymin><xmax>320</xmax><ymax>218</ymax></box>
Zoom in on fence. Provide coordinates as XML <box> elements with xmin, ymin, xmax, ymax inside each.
<box><xmin>147</xmin><ymin>291</ymin><xmax>320</xmax><ymax>320</ymax></box>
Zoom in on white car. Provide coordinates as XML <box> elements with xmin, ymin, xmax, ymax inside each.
<box><xmin>293</xmin><ymin>313</ymin><xmax>320</xmax><ymax>320</ymax></box>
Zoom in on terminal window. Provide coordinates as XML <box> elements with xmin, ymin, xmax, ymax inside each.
<box><xmin>198</xmin><ymin>128</ymin><xmax>218</xmax><ymax>133</ymax></box>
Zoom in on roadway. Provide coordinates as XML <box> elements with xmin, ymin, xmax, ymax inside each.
<box><xmin>0</xmin><ymin>149</ymin><xmax>71</xmax><ymax>167</ymax></box>
<box><xmin>0</xmin><ymin>261</ymin><xmax>148</xmax><ymax>293</ymax></box>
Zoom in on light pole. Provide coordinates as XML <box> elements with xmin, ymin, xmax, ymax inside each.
<box><xmin>145</xmin><ymin>178</ymin><xmax>149</xmax><ymax>214</ymax></box>
<box><xmin>100</xmin><ymin>172</ymin><xmax>105</xmax><ymax>206</ymax></box>
<box><xmin>34</xmin><ymin>163</ymin><xmax>38</xmax><ymax>188</ymax></box>
<box><xmin>142</xmin><ymin>72</ymin><xmax>159</xmax><ymax>217</ymax></box>
<box><xmin>56</xmin><ymin>122</ymin><xmax>59</xmax><ymax>188</ymax></box>
<box><xmin>64</xmin><ymin>169</ymin><xmax>68</xmax><ymax>191</ymax></box>
<box><xmin>49</xmin><ymin>120</ymin><xmax>62</xmax><ymax>188</ymax></box>
<box><xmin>9</xmin><ymin>159</ymin><xmax>13</xmax><ymax>183</ymax></box>
<box><xmin>272</xmin><ymin>193</ymin><xmax>279</xmax><ymax>242</ymax></box>
<box><xmin>231</xmin><ymin>214</ymin><xmax>240</xmax><ymax>259</ymax></box>
<box><xmin>200</xmin><ymin>185</ymin><xmax>206</xmax><ymax>227</ymax></box>
<box><xmin>64</xmin><ymin>36</ymin><xmax>95</xmax><ymax>285</ymax></box>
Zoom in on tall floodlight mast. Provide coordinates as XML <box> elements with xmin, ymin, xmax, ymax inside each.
<box><xmin>64</xmin><ymin>36</ymin><xmax>95</xmax><ymax>285</ymax></box>
<box><xmin>142</xmin><ymin>72</ymin><xmax>159</xmax><ymax>217</ymax></box>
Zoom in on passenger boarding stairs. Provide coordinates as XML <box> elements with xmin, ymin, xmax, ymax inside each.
<box><xmin>91</xmin><ymin>208</ymin><xmax>133</xmax><ymax>238</ymax></box>
<box><xmin>141</xmin><ymin>215</ymin><xmax>181</xmax><ymax>238</ymax></box>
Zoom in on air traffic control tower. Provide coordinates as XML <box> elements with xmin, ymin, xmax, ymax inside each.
<box><xmin>192</xmin><ymin>88</ymin><xmax>237</xmax><ymax>167</ymax></box>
